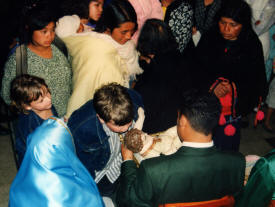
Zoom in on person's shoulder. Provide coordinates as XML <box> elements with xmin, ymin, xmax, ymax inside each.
<box><xmin>68</xmin><ymin>100</ymin><xmax>96</xmax><ymax>127</ymax></box>
<box><xmin>51</xmin><ymin>44</ymin><xmax>68</xmax><ymax>58</ymax></box>
<box><xmin>16</xmin><ymin>113</ymin><xmax>30</xmax><ymax>127</ymax></box>
<box><xmin>259</xmin><ymin>149</ymin><xmax>275</xmax><ymax>165</ymax></box>
<box><xmin>199</xmin><ymin>27</ymin><xmax>220</xmax><ymax>43</ymax></box>
<box><xmin>52</xmin><ymin>105</ymin><xmax>58</xmax><ymax>117</ymax></box>
<box><xmin>169</xmin><ymin>0</ymin><xmax>192</xmax><ymax>10</ymax></box>
<box><xmin>216</xmin><ymin>150</ymin><xmax>245</xmax><ymax>162</ymax></box>
<box><xmin>127</xmin><ymin>88</ymin><xmax>143</xmax><ymax>106</ymax></box>
<box><xmin>16</xmin><ymin>111</ymin><xmax>41</xmax><ymax>132</ymax></box>
<box><xmin>74</xmin><ymin>99</ymin><xmax>95</xmax><ymax>113</ymax></box>
<box><xmin>141</xmin><ymin>151</ymin><xmax>176</xmax><ymax>170</ymax></box>
<box><xmin>4</xmin><ymin>50</ymin><xmax>16</xmax><ymax>67</ymax></box>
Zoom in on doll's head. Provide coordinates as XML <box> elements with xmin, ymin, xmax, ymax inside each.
<box><xmin>124</xmin><ymin>128</ymin><xmax>154</xmax><ymax>154</ymax></box>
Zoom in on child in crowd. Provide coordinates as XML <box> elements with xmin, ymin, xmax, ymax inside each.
<box><xmin>88</xmin><ymin>0</ymin><xmax>104</xmax><ymax>28</ymax></box>
<box><xmin>10</xmin><ymin>74</ymin><xmax>58</xmax><ymax>167</ymax></box>
<box><xmin>1</xmin><ymin>3</ymin><xmax>72</xmax><ymax>117</ymax></box>
<box><xmin>60</xmin><ymin>0</ymin><xmax>104</xmax><ymax>31</ymax></box>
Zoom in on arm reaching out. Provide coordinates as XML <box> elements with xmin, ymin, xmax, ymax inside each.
<box><xmin>134</xmin><ymin>107</ymin><xmax>145</xmax><ymax>130</ymax></box>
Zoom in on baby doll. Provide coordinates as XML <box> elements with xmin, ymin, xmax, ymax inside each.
<box><xmin>124</xmin><ymin>126</ymin><xmax>182</xmax><ymax>163</ymax></box>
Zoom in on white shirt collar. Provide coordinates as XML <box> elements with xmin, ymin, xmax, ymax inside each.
<box><xmin>182</xmin><ymin>141</ymin><xmax>214</xmax><ymax>148</ymax></box>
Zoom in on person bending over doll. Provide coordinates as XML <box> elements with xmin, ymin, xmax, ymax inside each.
<box><xmin>124</xmin><ymin>126</ymin><xmax>182</xmax><ymax>163</ymax></box>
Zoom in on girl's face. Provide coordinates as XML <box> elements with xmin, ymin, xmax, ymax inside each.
<box><xmin>26</xmin><ymin>88</ymin><xmax>52</xmax><ymax>112</ymax></box>
<box><xmin>218</xmin><ymin>17</ymin><xmax>242</xmax><ymax>41</ymax></box>
<box><xmin>89</xmin><ymin>0</ymin><xmax>104</xmax><ymax>21</ymax></box>
<box><xmin>32</xmin><ymin>22</ymin><xmax>55</xmax><ymax>48</ymax></box>
<box><xmin>110</xmin><ymin>22</ymin><xmax>136</xmax><ymax>45</ymax></box>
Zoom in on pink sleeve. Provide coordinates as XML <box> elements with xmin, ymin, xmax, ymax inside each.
<box><xmin>150</xmin><ymin>0</ymin><xmax>164</xmax><ymax>20</ymax></box>
<box><xmin>129</xmin><ymin>0</ymin><xmax>164</xmax><ymax>44</ymax></box>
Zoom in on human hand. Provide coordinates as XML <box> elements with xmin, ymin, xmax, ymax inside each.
<box><xmin>121</xmin><ymin>143</ymin><xmax>134</xmax><ymax>161</ymax></box>
<box><xmin>134</xmin><ymin>107</ymin><xmax>145</xmax><ymax>130</ymax></box>
<box><xmin>139</xmin><ymin>55</ymin><xmax>152</xmax><ymax>64</ymax></box>
<box><xmin>192</xmin><ymin>26</ymin><xmax>197</xmax><ymax>35</ymax></box>
<box><xmin>214</xmin><ymin>81</ymin><xmax>230</xmax><ymax>98</ymax></box>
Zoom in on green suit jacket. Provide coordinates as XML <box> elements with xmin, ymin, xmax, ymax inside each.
<box><xmin>235</xmin><ymin>149</ymin><xmax>275</xmax><ymax>207</ymax></box>
<box><xmin>117</xmin><ymin>146</ymin><xmax>245</xmax><ymax>207</ymax></box>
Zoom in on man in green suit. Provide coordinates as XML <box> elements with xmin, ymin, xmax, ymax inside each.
<box><xmin>117</xmin><ymin>90</ymin><xmax>245</xmax><ymax>207</ymax></box>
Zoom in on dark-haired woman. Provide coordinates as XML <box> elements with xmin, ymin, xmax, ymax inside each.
<box><xmin>134</xmin><ymin>19</ymin><xmax>197</xmax><ymax>134</ymax></box>
<box><xmin>196</xmin><ymin>0</ymin><xmax>267</xmax><ymax>151</ymax></box>
<box><xmin>63</xmin><ymin>0</ymin><xmax>142</xmax><ymax>118</ymax></box>
<box><xmin>1</xmin><ymin>4</ymin><xmax>72</xmax><ymax>117</ymax></box>
<box><xmin>60</xmin><ymin>0</ymin><xmax>104</xmax><ymax>30</ymax></box>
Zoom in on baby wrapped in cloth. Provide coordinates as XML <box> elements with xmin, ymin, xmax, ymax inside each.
<box><xmin>124</xmin><ymin>126</ymin><xmax>182</xmax><ymax>163</ymax></box>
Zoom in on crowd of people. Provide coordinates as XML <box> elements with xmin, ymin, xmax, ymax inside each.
<box><xmin>0</xmin><ymin>0</ymin><xmax>274</xmax><ymax>206</ymax></box>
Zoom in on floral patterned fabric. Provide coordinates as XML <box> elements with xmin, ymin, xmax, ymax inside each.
<box><xmin>165</xmin><ymin>0</ymin><xmax>193</xmax><ymax>53</ymax></box>
<box><xmin>1</xmin><ymin>45</ymin><xmax>72</xmax><ymax>117</ymax></box>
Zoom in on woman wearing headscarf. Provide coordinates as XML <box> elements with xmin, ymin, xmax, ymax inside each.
<box><xmin>196</xmin><ymin>0</ymin><xmax>267</xmax><ymax>151</ymax></box>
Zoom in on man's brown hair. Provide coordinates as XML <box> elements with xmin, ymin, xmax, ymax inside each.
<box><xmin>93</xmin><ymin>83</ymin><xmax>134</xmax><ymax>125</ymax></box>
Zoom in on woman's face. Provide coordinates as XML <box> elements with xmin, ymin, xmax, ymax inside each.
<box><xmin>111</xmin><ymin>22</ymin><xmax>136</xmax><ymax>45</ymax></box>
<box><xmin>218</xmin><ymin>17</ymin><xmax>242</xmax><ymax>41</ymax></box>
<box><xmin>89</xmin><ymin>0</ymin><xmax>104</xmax><ymax>21</ymax></box>
<box><xmin>32</xmin><ymin>22</ymin><xmax>55</xmax><ymax>48</ymax></box>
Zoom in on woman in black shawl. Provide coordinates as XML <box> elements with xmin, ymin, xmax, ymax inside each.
<box><xmin>196</xmin><ymin>0</ymin><xmax>267</xmax><ymax>151</ymax></box>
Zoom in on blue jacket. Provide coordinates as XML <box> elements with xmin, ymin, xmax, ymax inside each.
<box><xmin>68</xmin><ymin>89</ymin><xmax>143</xmax><ymax>178</ymax></box>
<box><xmin>15</xmin><ymin>106</ymin><xmax>58</xmax><ymax>167</ymax></box>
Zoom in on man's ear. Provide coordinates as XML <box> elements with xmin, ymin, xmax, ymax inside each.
<box><xmin>178</xmin><ymin>115</ymin><xmax>187</xmax><ymax>128</ymax></box>
<box><xmin>96</xmin><ymin>114</ymin><xmax>105</xmax><ymax>124</ymax></box>
<box><xmin>24</xmin><ymin>105</ymin><xmax>32</xmax><ymax>111</ymax></box>
<box><xmin>104</xmin><ymin>28</ymin><xmax>111</xmax><ymax>35</ymax></box>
